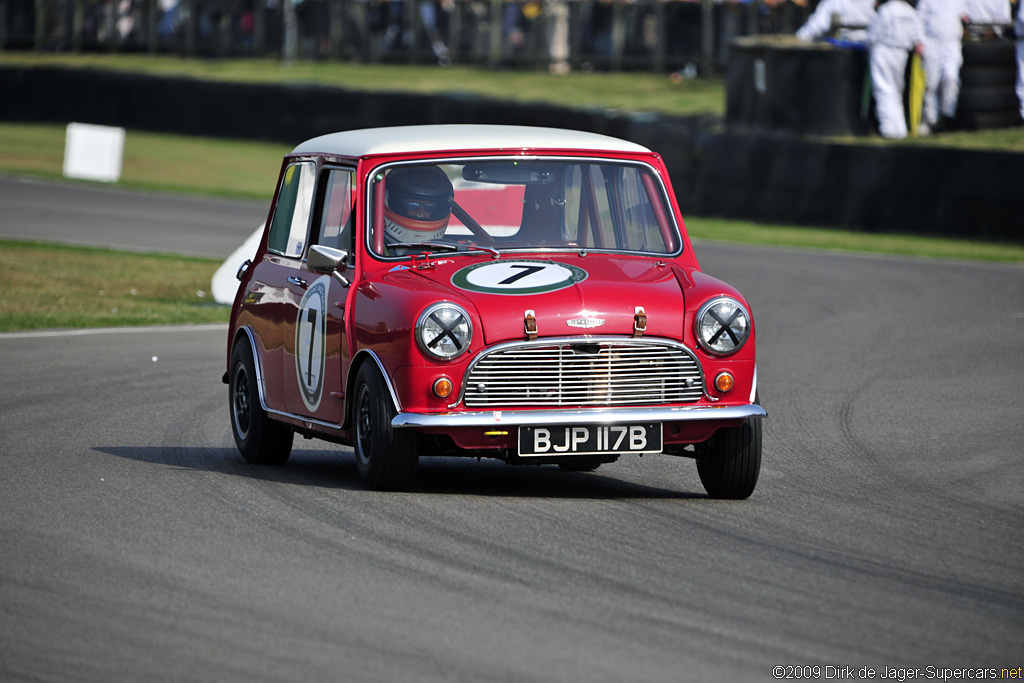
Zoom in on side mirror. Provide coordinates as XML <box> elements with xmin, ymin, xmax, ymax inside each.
<box><xmin>236</xmin><ymin>259</ymin><xmax>252</xmax><ymax>281</ymax></box>
<box><xmin>308</xmin><ymin>245</ymin><xmax>351</xmax><ymax>287</ymax></box>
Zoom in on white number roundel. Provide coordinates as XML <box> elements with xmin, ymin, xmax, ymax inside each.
<box><xmin>295</xmin><ymin>275</ymin><xmax>330</xmax><ymax>412</ymax></box>
<box><xmin>451</xmin><ymin>260</ymin><xmax>587</xmax><ymax>295</ymax></box>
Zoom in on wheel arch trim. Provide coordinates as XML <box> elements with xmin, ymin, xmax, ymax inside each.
<box><xmin>231</xmin><ymin>326</ymin><xmax>344</xmax><ymax>432</ymax></box>
<box><xmin>233</xmin><ymin>326</ymin><xmax>269</xmax><ymax>412</ymax></box>
<box><xmin>349</xmin><ymin>349</ymin><xmax>403</xmax><ymax>415</ymax></box>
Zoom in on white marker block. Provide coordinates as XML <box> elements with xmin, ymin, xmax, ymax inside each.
<box><xmin>63</xmin><ymin>122</ymin><xmax>126</xmax><ymax>183</ymax></box>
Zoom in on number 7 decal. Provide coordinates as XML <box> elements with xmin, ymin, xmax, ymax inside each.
<box><xmin>452</xmin><ymin>260</ymin><xmax>588</xmax><ymax>295</ymax></box>
<box><xmin>498</xmin><ymin>264</ymin><xmax>546</xmax><ymax>285</ymax></box>
<box><xmin>295</xmin><ymin>275</ymin><xmax>329</xmax><ymax>412</ymax></box>
<box><xmin>304</xmin><ymin>308</ymin><xmax>318</xmax><ymax>385</ymax></box>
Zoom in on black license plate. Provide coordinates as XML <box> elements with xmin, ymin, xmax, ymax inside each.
<box><xmin>518</xmin><ymin>423</ymin><xmax>662</xmax><ymax>457</ymax></box>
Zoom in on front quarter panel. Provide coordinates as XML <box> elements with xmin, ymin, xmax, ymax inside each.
<box><xmin>677</xmin><ymin>268</ymin><xmax>757</xmax><ymax>404</ymax></box>
<box><xmin>351</xmin><ymin>268</ymin><xmax>481</xmax><ymax>413</ymax></box>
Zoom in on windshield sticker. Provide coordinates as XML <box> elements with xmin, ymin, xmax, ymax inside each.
<box><xmin>451</xmin><ymin>260</ymin><xmax>587</xmax><ymax>295</ymax></box>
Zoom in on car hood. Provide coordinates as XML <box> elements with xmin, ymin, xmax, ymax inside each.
<box><xmin>394</xmin><ymin>255</ymin><xmax>696</xmax><ymax>345</ymax></box>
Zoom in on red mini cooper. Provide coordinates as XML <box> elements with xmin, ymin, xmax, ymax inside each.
<box><xmin>225</xmin><ymin>124</ymin><xmax>765</xmax><ymax>497</ymax></box>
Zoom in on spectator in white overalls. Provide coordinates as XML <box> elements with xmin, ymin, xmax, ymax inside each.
<box><xmin>867</xmin><ymin>0</ymin><xmax>925</xmax><ymax>139</ymax></box>
<box><xmin>917</xmin><ymin>0</ymin><xmax>968</xmax><ymax>135</ymax></box>
<box><xmin>796</xmin><ymin>0</ymin><xmax>878</xmax><ymax>41</ymax></box>
<box><xmin>1017</xmin><ymin>4</ymin><xmax>1024</xmax><ymax>120</ymax></box>
<box><xmin>964</xmin><ymin>0</ymin><xmax>1012</xmax><ymax>35</ymax></box>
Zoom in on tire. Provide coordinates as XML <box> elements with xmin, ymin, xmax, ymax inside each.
<box><xmin>353</xmin><ymin>363</ymin><xmax>418</xmax><ymax>491</ymax></box>
<box><xmin>959</xmin><ymin>64</ymin><xmax>1016</xmax><ymax>88</ymax></box>
<box><xmin>956</xmin><ymin>85</ymin><xmax>1021</xmax><ymax>113</ymax></box>
<box><xmin>961</xmin><ymin>39</ymin><xmax>1016</xmax><ymax>67</ymax></box>
<box><xmin>696</xmin><ymin>417</ymin><xmax>761</xmax><ymax>500</ymax></box>
<box><xmin>954</xmin><ymin>109</ymin><xmax>1023</xmax><ymax>130</ymax></box>
<box><xmin>229</xmin><ymin>340</ymin><xmax>293</xmax><ymax>465</ymax></box>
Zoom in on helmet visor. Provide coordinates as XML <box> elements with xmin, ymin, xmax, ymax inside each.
<box><xmin>390</xmin><ymin>196</ymin><xmax>451</xmax><ymax>221</ymax></box>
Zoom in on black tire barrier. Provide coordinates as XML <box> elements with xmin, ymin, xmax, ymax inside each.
<box><xmin>958</xmin><ymin>84</ymin><xmax>1021</xmax><ymax>112</ymax></box>
<box><xmin>1</xmin><ymin>65</ymin><xmax>1021</xmax><ymax>243</ymax></box>
<box><xmin>684</xmin><ymin>131</ymin><xmax>1022</xmax><ymax>243</ymax></box>
<box><xmin>956</xmin><ymin>39</ymin><xmax>1019</xmax><ymax>128</ymax></box>
<box><xmin>956</xmin><ymin>109</ymin><xmax>1023</xmax><ymax>130</ymax></box>
<box><xmin>726</xmin><ymin>36</ymin><xmax>872</xmax><ymax>137</ymax></box>
<box><xmin>959</xmin><ymin>64</ymin><xmax>1017</xmax><ymax>88</ymax></box>
<box><xmin>962</xmin><ymin>39</ymin><xmax>1016</xmax><ymax>66</ymax></box>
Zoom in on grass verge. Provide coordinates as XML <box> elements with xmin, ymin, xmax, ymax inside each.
<box><xmin>685</xmin><ymin>218</ymin><xmax>1024</xmax><ymax>263</ymax></box>
<box><xmin>0</xmin><ymin>239</ymin><xmax>229</xmax><ymax>332</ymax></box>
<box><xmin>0</xmin><ymin>122</ymin><xmax>288</xmax><ymax>201</ymax></box>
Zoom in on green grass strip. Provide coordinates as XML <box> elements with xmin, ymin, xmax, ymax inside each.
<box><xmin>0</xmin><ymin>239</ymin><xmax>229</xmax><ymax>332</ymax></box>
<box><xmin>686</xmin><ymin>218</ymin><xmax>1024</xmax><ymax>263</ymax></box>
<box><xmin>0</xmin><ymin>122</ymin><xmax>288</xmax><ymax>201</ymax></box>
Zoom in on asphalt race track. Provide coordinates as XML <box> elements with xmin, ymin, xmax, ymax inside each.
<box><xmin>0</xmin><ymin>175</ymin><xmax>265</xmax><ymax>257</ymax></box>
<box><xmin>1</xmin><ymin>178</ymin><xmax>1022</xmax><ymax>682</ymax></box>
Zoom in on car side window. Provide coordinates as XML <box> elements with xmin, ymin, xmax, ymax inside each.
<box><xmin>562</xmin><ymin>163</ymin><xmax>671</xmax><ymax>253</ymax></box>
<box><xmin>564</xmin><ymin>164</ymin><xmax>615</xmax><ymax>249</ymax></box>
<box><xmin>618</xmin><ymin>166</ymin><xmax>667</xmax><ymax>253</ymax></box>
<box><xmin>267</xmin><ymin>161</ymin><xmax>315</xmax><ymax>258</ymax></box>
<box><xmin>316</xmin><ymin>168</ymin><xmax>355</xmax><ymax>254</ymax></box>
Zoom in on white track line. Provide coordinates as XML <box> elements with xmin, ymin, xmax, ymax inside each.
<box><xmin>0</xmin><ymin>323</ymin><xmax>227</xmax><ymax>340</ymax></box>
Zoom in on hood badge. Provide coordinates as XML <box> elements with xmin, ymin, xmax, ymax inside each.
<box><xmin>566</xmin><ymin>317</ymin><xmax>605</xmax><ymax>329</ymax></box>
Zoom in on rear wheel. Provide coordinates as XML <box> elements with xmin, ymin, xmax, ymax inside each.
<box><xmin>230</xmin><ymin>340</ymin><xmax>293</xmax><ymax>465</ymax></box>
<box><xmin>696</xmin><ymin>417</ymin><xmax>761</xmax><ymax>499</ymax></box>
<box><xmin>353</xmin><ymin>363</ymin><xmax>418</xmax><ymax>491</ymax></box>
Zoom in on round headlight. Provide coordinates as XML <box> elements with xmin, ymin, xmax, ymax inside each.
<box><xmin>416</xmin><ymin>303</ymin><xmax>473</xmax><ymax>361</ymax></box>
<box><xmin>695</xmin><ymin>297</ymin><xmax>751</xmax><ymax>356</ymax></box>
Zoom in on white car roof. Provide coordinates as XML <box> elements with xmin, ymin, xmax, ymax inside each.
<box><xmin>290</xmin><ymin>124</ymin><xmax>651</xmax><ymax>157</ymax></box>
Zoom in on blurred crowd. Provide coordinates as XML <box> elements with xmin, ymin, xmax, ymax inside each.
<box><xmin>6</xmin><ymin>0</ymin><xmax>1022</xmax><ymax>135</ymax></box>
<box><xmin>5</xmin><ymin>0</ymin><xmax>814</xmax><ymax>71</ymax></box>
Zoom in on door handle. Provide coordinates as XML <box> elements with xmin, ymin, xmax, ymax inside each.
<box><xmin>288</xmin><ymin>276</ymin><xmax>308</xmax><ymax>288</ymax></box>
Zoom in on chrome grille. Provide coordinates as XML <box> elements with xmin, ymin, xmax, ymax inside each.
<box><xmin>462</xmin><ymin>339</ymin><xmax>704</xmax><ymax>408</ymax></box>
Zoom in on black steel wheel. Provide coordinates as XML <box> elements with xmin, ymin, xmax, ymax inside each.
<box><xmin>230</xmin><ymin>340</ymin><xmax>293</xmax><ymax>465</ymax></box>
<box><xmin>353</xmin><ymin>363</ymin><xmax>418</xmax><ymax>491</ymax></box>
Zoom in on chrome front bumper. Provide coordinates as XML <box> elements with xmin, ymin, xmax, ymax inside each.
<box><xmin>392</xmin><ymin>403</ymin><xmax>766</xmax><ymax>429</ymax></box>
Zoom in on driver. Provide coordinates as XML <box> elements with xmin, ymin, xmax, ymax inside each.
<box><xmin>383</xmin><ymin>166</ymin><xmax>454</xmax><ymax>244</ymax></box>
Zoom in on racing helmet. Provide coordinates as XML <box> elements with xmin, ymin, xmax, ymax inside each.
<box><xmin>383</xmin><ymin>166</ymin><xmax>454</xmax><ymax>244</ymax></box>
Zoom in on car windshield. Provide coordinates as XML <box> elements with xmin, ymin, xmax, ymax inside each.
<box><xmin>368</xmin><ymin>159</ymin><xmax>681</xmax><ymax>257</ymax></box>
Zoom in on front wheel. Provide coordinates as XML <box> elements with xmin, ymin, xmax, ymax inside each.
<box><xmin>695</xmin><ymin>417</ymin><xmax>761</xmax><ymax>499</ymax></box>
<box><xmin>230</xmin><ymin>340</ymin><xmax>293</xmax><ymax>465</ymax></box>
<box><xmin>353</xmin><ymin>363</ymin><xmax>418</xmax><ymax>491</ymax></box>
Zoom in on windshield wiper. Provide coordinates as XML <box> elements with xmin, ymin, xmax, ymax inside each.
<box><xmin>457</xmin><ymin>244</ymin><xmax>501</xmax><ymax>258</ymax></box>
<box><xmin>390</xmin><ymin>241</ymin><xmax>459</xmax><ymax>253</ymax></box>
<box><xmin>390</xmin><ymin>241</ymin><xmax>501</xmax><ymax>258</ymax></box>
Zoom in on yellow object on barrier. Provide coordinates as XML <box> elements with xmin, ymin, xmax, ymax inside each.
<box><xmin>909</xmin><ymin>53</ymin><xmax>925</xmax><ymax>137</ymax></box>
